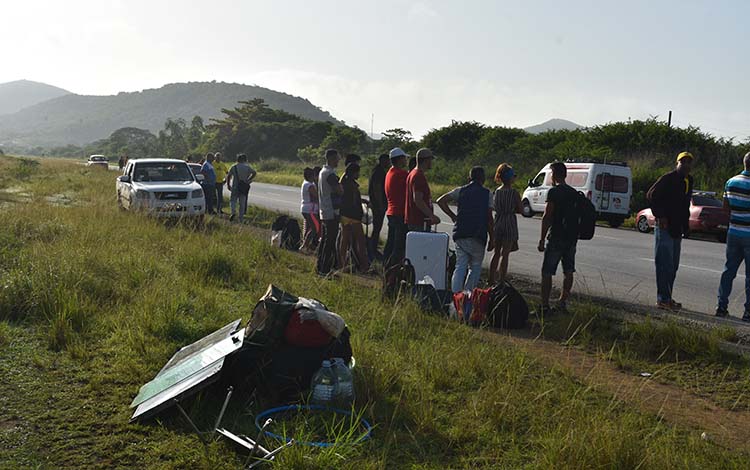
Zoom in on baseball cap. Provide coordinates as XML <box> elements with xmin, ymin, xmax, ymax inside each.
<box><xmin>389</xmin><ymin>147</ymin><xmax>409</xmax><ymax>160</ymax></box>
<box><xmin>416</xmin><ymin>148</ymin><xmax>435</xmax><ymax>160</ymax></box>
<box><xmin>676</xmin><ymin>151</ymin><xmax>694</xmax><ymax>162</ymax></box>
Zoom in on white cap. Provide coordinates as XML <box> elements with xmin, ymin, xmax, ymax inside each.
<box><xmin>389</xmin><ymin>147</ymin><xmax>409</xmax><ymax>160</ymax></box>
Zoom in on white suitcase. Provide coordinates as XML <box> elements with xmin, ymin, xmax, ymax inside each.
<box><xmin>405</xmin><ymin>231</ymin><xmax>450</xmax><ymax>290</ymax></box>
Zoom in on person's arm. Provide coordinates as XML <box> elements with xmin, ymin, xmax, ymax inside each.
<box><xmin>646</xmin><ymin>175</ymin><xmax>668</xmax><ymax>220</ymax></box>
<box><xmin>514</xmin><ymin>190</ymin><xmax>523</xmax><ymax>214</ymax></box>
<box><xmin>486</xmin><ymin>207</ymin><xmax>494</xmax><ymax>251</ymax></box>
<box><xmin>539</xmin><ymin>201</ymin><xmax>555</xmax><ymax>252</ymax></box>
<box><xmin>328</xmin><ymin>174</ymin><xmax>343</xmax><ymax>195</ymax></box>
<box><xmin>248</xmin><ymin>167</ymin><xmax>257</xmax><ymax>183</ymax></box>
<box><xmin>414</xmin><ymin>190</ymin><xmax>439</xmax><ymax>224</ymax></box>
<box><xmin>225</xmin><ymin>166</ymin><xmax>233</xmax><ymax>188</ymax></box>
<box><xmin>435</xmin><ymin>191</ymin><xmax>457</xmax><ymax>223</ymax></box>
<box><xmin>723</xmin><ymin>196</ymin><xmax>730</xmax><ymax>213</ymax></box>
<box><xmin>309</xmin><ymin>184</ymin><xmax>318</xmax><ymax>203</ymax></box>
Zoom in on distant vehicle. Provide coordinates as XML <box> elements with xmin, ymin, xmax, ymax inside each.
<box><xmin>187</xmin><ymin>163</ymin><xmax>202</xmax><ymax>176</ymax></box>
<box><xmin>86</xmin><ymin>155</ymin><xmax>109</xmax><ymax>169</ymax></box>
<box><xmin>116</xmin><ymin>158</ymin><xmax>205</xmax><ymax>217</ymax></box>
<box><xmin>635</xmin><ymin>191</ymin><xmax>728</xmax><ymax>242</ymax></box>
<box><xmin>521</xmin><ymin>161</ymin><xmax>632</xmax><ymax>227</ymax></box>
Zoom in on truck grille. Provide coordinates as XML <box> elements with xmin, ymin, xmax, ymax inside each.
<box><xmin>154</xmin><ymin>191</ymin><xmax>188</xmax><ymax>200</ymax></box>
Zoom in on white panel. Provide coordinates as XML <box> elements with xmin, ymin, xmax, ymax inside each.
<box><xmin>405</xmin><ymin>232</ymin><xmax>450</xmax><ymax>290</ymax></box>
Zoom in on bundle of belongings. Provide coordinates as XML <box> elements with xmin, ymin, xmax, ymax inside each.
<box><xmin>227</xmin><ymin>285</ymin><xmax>353</xmax><ymax>402</ymax></box>
<box><xmin>129</xmin><ymin>284</ymin><xmax>352</xmax><ymax>423</ymax></box>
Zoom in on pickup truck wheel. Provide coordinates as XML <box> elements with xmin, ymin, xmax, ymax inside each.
<box><xmin>117</xmin><ymin>194</ymin><xmax>125</xmax><ymax>210</ymax></box>
<box><xmin>522</xmin><ymin>200</ymin><xmax>534</xmax><ymax>218</ymax></box>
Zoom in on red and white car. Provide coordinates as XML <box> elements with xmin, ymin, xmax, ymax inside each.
<box><xmin>635</xmin><ymin>191</ymin><xmax>728</xmax><ymax>242</ymax></box>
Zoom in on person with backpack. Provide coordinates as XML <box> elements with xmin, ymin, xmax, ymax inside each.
<box><xmin>489</xmin><ymin>163</ymin><xmax>523</xmax><ymax>285</ymax></box>
<box><xmin>300</xmin><ymin>167</ymin><xmax>320</xmax><ymax>252</ymax></box>
<box><xmin>405</xmin><ymin>148</ymin><xmax>440</xmax><ymax>232</ymax></box>
<box><xmin>368</xmin><ymin>154</ymin><xmax>390</xmax><ymax>259</ymax></box>
<box><xmin>716</xmin><ymin>152</ymin><xmax>750</xmax><ymax>321</ymax></box>
<box><xmin>225</xmin><ymin>153</ymin><xmax>256</xmax><ymax>223</ymax></box>
<box><xmin>436</xmin><ymin>166</ymin><xmax>493</xmax><ymax>293</ymax></box>
<box><xmin>338</xmin><ymin>163</ymin><xmax>370</xmax><ymax>273</ymax></box>
<box><xmin>646</xmin><ymin>151</ymin><xmax>694</xmax><ymax>311</ymax></box>
<box><xmin>383</xmin><ymin>148</ymin><xmax>409</xmax><ymax>268</ymax></box>
<box><xmin>538</xmin><ymin>162</ymin><xmax>579</xmax><ymax>314</ymax></box>
<box><xmin>317</xmin><ymin>149</ymin><xmax>344</xmax><ymax>276</ymax></box>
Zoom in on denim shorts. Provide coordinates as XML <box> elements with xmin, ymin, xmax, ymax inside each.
<box><xmin>542</xmin><ymin>240</ymin><xmax>577</xmax><ymax>276</ymax></box>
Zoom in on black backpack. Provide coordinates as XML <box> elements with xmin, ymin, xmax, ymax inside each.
<box><xmin>575</xmin><ymin>192</ymin><xmax>597</xmax><ymax>240</ymax></box>
<box><xmin>272</xmin><ymin>215</ymin><xmax>301</xmax><ymax>251</ymax></box>
<box><xmin>383</xmin><ymin>258</ymin><xmax>416</xmax><ymax>298</ymax></box>
<box><xmin>487</xmin><ymin>281</ymin><xmax>529</xmax><ymax>329</ymax></box>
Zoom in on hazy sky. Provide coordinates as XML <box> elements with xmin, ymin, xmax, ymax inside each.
<box><xmin>2</xmin><ymin>0</ymin><xmax>748</xmax><ymax>139</ymax></box>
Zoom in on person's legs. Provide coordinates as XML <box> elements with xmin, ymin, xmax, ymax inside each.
<box><xmin>742</xmin><ymin>238</ymin><xmax>750</xmax><ymax>316</ymax></box>
<box><xmin>654</xmin><ymin>226</ymin><xmax>675</xmax><ymax>303</ymax></box>
<box><xmin>718</xmin><ymin>236</ymin><xmax>743</xmax><ymax>311</ymax></box>
<box><xmin>229</xmin><ymin>192</ymin><xmax>238</xmax><ymax>219</ymax></box>
<box><xmin>541</xmin><ymin>275</ymin><xmax>553</xmax><ymax>308</ymax></box>
<box><xmin>541</xmin><ymin>242</ymin><xmax>563</xmax><ymax>308</ymax></box>
<box><xmin>239</xmin><ymin>193</ymin><xmax>248</xmax><ymax>221</ymax></box>
<box><xmin>215</xmin><ymin>182</ymin><xmax>224</xmax><ymax>213</ymax></box>
<box><xmin>464</xmin><ymin>238</ymin><xmax>486</xmax><ymax>291</ymax></box>
<box><xmin>451</xmin><ymin>239</ymin><xmax>471</xmax><ymax>293</ymax></box>
<box><xmin>352</xmin><ymin>223</ymin><xmax>370</xmax><ymax>272</ymax></box>
<box><xmin>383</xmin><ymin>215</ymin><xmax>396</xmax><ymax>265</ymax></box>
<box><xmin>338</xmin><ymin>223</ymin><xmax>352</xmax><ymax>271</ymax></box>
<box><xmin>489</xmin><ymin>248</ymin><xmax>502</xmax><ymax>285</ymax></box>
<box><xmin>669</xmin><ymin>236</ymin><xmax>682</xmax><ymax>302</ymax></box>
<box><xmin>317</xmin><ymin>219</ymin><xmax>339</xmax><ymax>274</ymax></box>
<box><xmin>559</xmin><ymin>243</ymin><xmax>577</xmax><ymax>304</ymax></box>
<box><xmin>370</xmin><ymin>209</ymin><xmax>385</xmax><ymax>255</ymax></box>
<box><xmin>499</xmin><ymin>244</ymin><xmax>513</xmax><ymax>284</ymax></box>
<box><xmin>301</xmin><ymin>213</ymin><xmax>312</xmax><ymax>249</ymax></box>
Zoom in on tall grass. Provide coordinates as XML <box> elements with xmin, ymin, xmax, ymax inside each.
<box><xmin>1</xmin><ymin>156</ymin><xmax>749</xmax><ymax>468</ymax></box>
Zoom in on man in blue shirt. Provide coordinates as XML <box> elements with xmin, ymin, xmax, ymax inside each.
<box><xmin>200</xmin><ymin>153</ymin><xmax>217</xmax><ymax>214</ymax></box>
<box><xmin>716</xmin><ymin>152</ymin><xmax>750</xmax><ymax>320</ymax></box>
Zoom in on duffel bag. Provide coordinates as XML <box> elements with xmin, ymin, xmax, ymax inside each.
<box><xmin>488</xmin><ymin>281</ymin><xmax>529</xmax><ymax>329</ymax></box>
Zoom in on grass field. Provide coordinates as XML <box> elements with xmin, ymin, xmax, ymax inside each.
<box><xmin>2</xmin><ymin>156</ymin><xmax>750</xmax><ymax>469</ymax></box>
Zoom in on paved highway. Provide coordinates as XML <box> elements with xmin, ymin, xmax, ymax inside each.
<box><xmin>239</xmin><ymin>182</ymin><xmax>743</xmax><ymax>316</ymax></box>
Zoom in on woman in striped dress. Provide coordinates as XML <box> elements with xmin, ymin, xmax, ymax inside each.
<box><xmin>489</xmin><ymin>163</ymin><xmax>523</xmax><ymax>284</ymax></box>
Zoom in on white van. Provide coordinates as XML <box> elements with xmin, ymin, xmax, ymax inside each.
<box><xmin>521</xmin><ymin>162</ymin><xmax>632</xmax><ymax>227</ymax></box>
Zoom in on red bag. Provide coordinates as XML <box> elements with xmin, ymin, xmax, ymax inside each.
<box><xmin>283</xmin><ymin>309</ymin><xmax>333</xmax><ymax>347</ymax></box>
<box><xmin>453</xmin><ymin>291</ymin><xmax>471</xmax><ymax>323</ymax></box>
<box><xmin>469</xmin><ymin>288</ymin><xmax>492</xmax><ymax>325</ymax></box>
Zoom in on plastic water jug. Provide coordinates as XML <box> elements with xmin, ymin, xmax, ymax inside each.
<box><xmin>310</xmin><ymin>360</ymin><xmax>337</xmax><ymax>406</ymax></box>
<box><xmin>332</xmin><ymin>357</ymin><xmax>355</xmax><ymax>407</ymax></box>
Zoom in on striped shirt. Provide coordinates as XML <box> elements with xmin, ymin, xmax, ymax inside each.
<box><xmin>725</xmin><ymin>171</ymin><xmax>750</xmax><ymax>238</ymax></box>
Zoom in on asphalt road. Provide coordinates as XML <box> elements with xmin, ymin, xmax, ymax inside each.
<box><xmin>232</xmin><ymin>182</ymin><xmax>744</xmax><ymax>316</ymax></box>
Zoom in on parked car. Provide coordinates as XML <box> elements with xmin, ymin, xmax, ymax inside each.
<box><xmin>86</xmin><ymin>155</ymin><xmax>109</xmax><ymax>169</ymax></box>
<box><xmin>116</xmin><ymin>158</ymin><xmax>205</xmax><ymax>218</ymax></box>
<box><xmin>521</xmin><ymin>161</ymin><xmax>632</xmax><ymax>227</ymax></box>
<box><xmin>635</xmin><ymin>191</ymin><xmax>728</xmax><ymax>241</ymax></box>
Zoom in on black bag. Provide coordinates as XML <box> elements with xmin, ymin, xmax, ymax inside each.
<box><xmin>383</xmin><ymin>258</ymin><xmax>416</xmax><ymax>298</ymax></box>
<box><xmin>487</xmin><ymin>281</ymin><xmax>528</xmax><ymax>329</ymax></box>
<box><xmin>575</xmin><ymin>191</ymin><xmax>597</xmax><ymax>240</ymax></box>
<box><xmin>271</xmin><ymin>216</ymin><xmax>302</xmax><ymax>251</ymax></box>
<box><xmin>412</xmin><ymin>284</ymin><xmax>444</xmax><ymax>313</ymax></box>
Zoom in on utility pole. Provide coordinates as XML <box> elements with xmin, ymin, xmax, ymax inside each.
<box><xmin>667</xmin><ymin>110</ymin><xmax>672</xmax><ymax>128</ymax></box>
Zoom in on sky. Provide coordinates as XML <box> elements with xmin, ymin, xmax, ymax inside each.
<box><xmin>2</xmin><ymin>0</ymin><xmax>748</xmax><ymax>139</ymax></box>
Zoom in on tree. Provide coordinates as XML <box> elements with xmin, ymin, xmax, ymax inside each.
<box><xmin>187</xmin><ymin>115</ymin><xmax>205</xmax><ymax>152</ymax></box>
<box><xmin>378</xmin><ymin>128</ymin><xmax>414</xmax><ymax>154</ymax></box>
<box><xmin>106</xmin><ymin>127</ymin><xmax>158</xmax><ymax>158</ymax></box>
<box><xmin>420</xmin><ymin>121</ymin><xmax>487</xmax><ymax>160</ymax></box>
<box><xmin>158</xmin><ymin>118</ymin><xmax>188</xmax><ymax>160</ymax></box>
<box><xmin>317</xmin><ymin>126</ymin><xmax>368</xmax><ymax>156</ymax></box>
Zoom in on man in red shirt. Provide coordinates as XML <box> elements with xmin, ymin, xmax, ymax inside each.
<box><xmin>406</xmin><ymin>148</ymin><xmax>441</xmax><ymax>232</ymax></box>
<box><xmin>383</xmin><ymin>147</ymin><xmax>409</xmax><ymax>267</ymax></box>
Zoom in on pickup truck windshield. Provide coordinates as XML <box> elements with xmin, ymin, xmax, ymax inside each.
<box><xmin>133</xmin><ymin>162</ymin><xmax>194</xmax><ymax>182</ymax></box>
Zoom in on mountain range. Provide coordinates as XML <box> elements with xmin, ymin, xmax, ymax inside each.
<box><xmin>0</xmin><ymin>80</ymin><xmax>70</xmax><ymax>115</ymax></box>
<box><xmin>523</xmin><ymin>118</ymin><xmax>584</xmax><ymax>134</ymax></box>
<box><xmin>0</xmin><ymin>81</ymin><xmax>341</xmax><ymax>147</ymax></box>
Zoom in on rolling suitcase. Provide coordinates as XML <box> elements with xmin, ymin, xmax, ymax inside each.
<box><xmin>405</xmin><ymin>230</ymin><xmax>450</xmax><ymax>290</ymax></box>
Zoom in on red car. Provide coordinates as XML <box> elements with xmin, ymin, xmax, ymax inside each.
<box><xmin>636</xmin><ymin>191</ymin><xmax>728</xmax><ymax>241</ymax></box>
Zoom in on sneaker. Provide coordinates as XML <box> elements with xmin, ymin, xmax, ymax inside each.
<box><xmin>742</xmin><ymin>312</ymin><xmax>750</xmax><ymax>323</ymax></box>
<box><xmin>670</xmin><ymin>300</ymin><xmax>683</xmax><ymax>311</ymax></box>
<box><xmin>715</xmin><ymin>307</ymin><xmax>729</xmax><ymax>318</ymax></box>
<box><xmin>656</xmin><ymin>301</ymin><xmax>672</xmax><ymax>311</ymax></box>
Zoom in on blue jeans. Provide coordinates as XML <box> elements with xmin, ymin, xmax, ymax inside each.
<box><xmin>451</xmin><ymin>238</ymin><xmax>486</xmax><ymax>293</ymax></box>
<box><xmin>383</xmin><ymin>215</ymin><xmax>406</xmax><ymax>268</ymax></box>
<box><xmin>654</xmin><ymin>226</ymin><xmax>682</xmax><ymax>303</ymax></box>
<box><xmin>717</xmin><ymin>235</ymin><xmax>750</xmax><ymax>312</ymax></box>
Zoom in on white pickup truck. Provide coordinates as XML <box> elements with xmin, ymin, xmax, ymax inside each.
<box><xmin>116</xmin><ymin>158</ymin><xmax>206</xmax><ymax>217</ymax></box>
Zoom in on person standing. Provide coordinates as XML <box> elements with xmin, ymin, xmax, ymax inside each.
<box><xmin>368</xmin><ymin>154</ymin><xmax>390</xmax><ymax>259</ymax></box>
<box><xmin>538</xmin><ymin>162</ymin><xmax>579</xmax><ymax>314</ymax></box>
<box><xmin>338</xmin><ymin>163</ymin><xmax>370</xmax><ymax>273</ymax></box>
<box><xmin>316</xmin><ymin>149</ymin><xmax>343</xmax><ymax>276</ymax></box>
<box><xmin>200</xmin><ymin>153</ymin><xmax>217</xmax><ymax>214</ymax></box>
<box><xmin>716</xmin><ymin>152</ymin><xmax>750</xmax><ymax>320</ymax></box>
<box><xmin>213</xmin><ymin>152</ymin><xmax>229</xmax><ymax>214</ymax></box>
<box><xmin>118</xmin><ymin>156</ymin><xmax>125</xmax><ymax>172</ymax></box>
<box><xmin>405</xmin><ymin>148</ymin><xmax>440</xmax><ymax>232</ymax></box>
<box><xmin>489</xmin><ymin>163</ymin><xmax>523</xmax><ymax>285</ymax></box>
<box><xmin>647</xmin><ymin>152</ymin><xmax>694</xmax><ymax>311</ymax></box>
<box><xmin>300</xmin><ymin>167</ymin><xmax>320</xmax><ymax>251</ymax></box>
<box><xmin>225</xmin><ymin>153</ymin><xmax>256</xmax><ymax>223</ymax></box>
<box><xmin>436</xmin><ymin>167</ymin><xmax>493</xmax><ymax>293</ymax></box>
<box><xmin>383</xmin><ymin>148</ymin><xmax>410</xmax><ymax>267</ymax></box>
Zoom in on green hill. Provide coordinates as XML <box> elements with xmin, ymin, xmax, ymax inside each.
<box><xmin>0</xmin><ymin>80</ymin><xmax>70</xmax><ymax>116</ymax></box>
<box><xmin>0</xmin><ymin>81</ymin><xmax>342</xmax><ymax>147</ymax></box>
